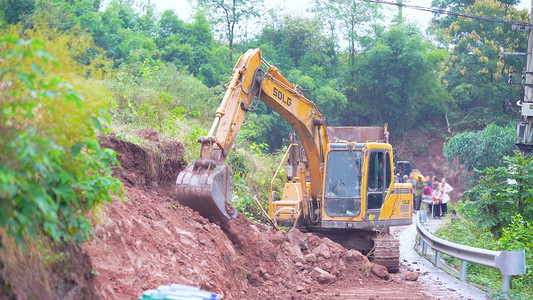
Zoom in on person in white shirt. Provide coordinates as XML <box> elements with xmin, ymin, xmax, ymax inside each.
<box><xmin>440</xmin><ymin>178</ymin><xmax>454</xmax><ymax>216</ymax></box>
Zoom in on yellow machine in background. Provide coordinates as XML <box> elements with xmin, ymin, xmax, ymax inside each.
<box><xmin>176</xmin><ymin>49</ymin><xmax>413</xmax><ymax>272</ymax></box>
<box><xmin>268</xmin><ymin>126</ymin><xmax>413</xmax><ymax>271</ymax></box>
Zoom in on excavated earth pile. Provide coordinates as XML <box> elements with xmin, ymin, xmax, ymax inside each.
<box><xmin>83</xmin><ymin>130</ymin><xmax>434</xmax><ymax>299</ymax></box>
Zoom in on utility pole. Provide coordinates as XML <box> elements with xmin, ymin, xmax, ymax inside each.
<box><xmin>516</xmin><ymin>0</ymin><xmax>533</xmax><ymax>156</ymax></box>
<box><xmin>397</xmin><ymin>0</ymin><xmax>403</xmax><ymax>23</ymax></box>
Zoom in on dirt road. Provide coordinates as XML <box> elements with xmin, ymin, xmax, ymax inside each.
<box><xmin>393</xmin><ymin>213</ymin><xmax>488</xmax><ymax>300</ymax></box>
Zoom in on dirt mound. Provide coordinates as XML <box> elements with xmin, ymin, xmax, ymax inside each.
<box><xmin>84</xmin><ymin>184</ymin><xmax>384</xmax><ymax>299</ymax></box>
<box><xmin>99</xmin><ymin>130</ymin><xmax>187</xmax><ymax>198</ymax></box>
<box><xmin>83</xmin><ymin>131</ymin><xmax>432</xmax><ymax>299</ymax></box>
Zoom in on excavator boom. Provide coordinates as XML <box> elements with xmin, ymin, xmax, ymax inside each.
<box><xmin>176</xmin><ymin>49</ymin><xmax>328</xmax><ymax>229</ymax></box>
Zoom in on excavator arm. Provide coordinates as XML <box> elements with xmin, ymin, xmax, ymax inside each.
<box><xmin>176</xmin><ymin>49</ymin><xmax>329</xmax><ymax>229</ymax></box>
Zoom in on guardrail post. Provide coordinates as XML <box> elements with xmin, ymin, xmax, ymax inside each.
<box><xmin>502</xmin><ymin>275</ymin><xmax>511</xmax><ymax>293</ymax></box>
<box><xmin>460</xmin><ymin>260</ymin><xmax>467</xmax><ymax>281</ymax></box>
<box><xmin>496</xmin><ymin>250</ymin><xmax>526</xmax><ymax>294</ymax></box>
<box><xmin>418</xmin><ymin>211</ymin><xmax>427</xmax><ymax>224</ymax></box>
<box><xmin>422</xmin><ymin>240</ymin><xmax>427</xmax><ymax>255</ymax></box>
<box><xmin>435</xmin><ymin>251</ymin><xmax>441</xmax><ymax>267</ymax></box>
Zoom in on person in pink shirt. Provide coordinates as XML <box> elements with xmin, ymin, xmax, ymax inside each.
<box><xmin>431</xmin><ymin>182</ymin><xmax>443</xmax><ymax>219</ymax></box>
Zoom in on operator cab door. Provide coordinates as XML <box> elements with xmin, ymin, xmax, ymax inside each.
<box><xmin>366</xmin><ymin>150</ymin><xmax>392</xmax><ymax>218</ymax></box>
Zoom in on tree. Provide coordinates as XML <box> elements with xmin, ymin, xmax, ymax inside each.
<box><xmin>195</xmin><ymin>0</ymin><xmax>263</xmax><ymax>61</ymax></box>
<box><xmin>156</xmin><ymin>10</ymin><xmax>229</xmax><ymax>86</ymax></box>
<box><xmin>465</xmin><ymin>152</ymin><xmax>533</xmax><ymax>237</ymax></box>
<box><xmin>444</xmin><ymin>123</ymin><xmax>515</xmax><ymax>172</ymax></box>
<box><xmin>430</xmin><ymin>0</ymin><xmax>519</xmax><ymax>30</ymax></box>
<box><xmin>0</xmin><ymin>31</ymin><xmax>122</xmax><ymax>246</ymax></box>
<box><xmin>434</xmin><ymin>0</ymin><xmax>528</xmax><ymax>131</ymax></box>
<box><xmin>241</xmin><ymin>16</ymin><xmax>342</xmax><ymax>149</ymax></box>
<box><xmin>0</xmin><ymin>0</ymin><xmax>35</xmax><ymax>24</ymax></box>
<box><xmin>311</xmin><ymin>0</ymin><xmax>381</xmax><ymax>122</ymax></box>
<box><xmin>353</xmin><ymin>25</ymin><xmax>448</xmax><ymax>133</ymax></box>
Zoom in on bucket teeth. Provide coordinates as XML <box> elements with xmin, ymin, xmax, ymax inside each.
<box><xmin>176</xmin><ymin>163</ymin><xmax>237</xmax><ymax>230</ymax></box>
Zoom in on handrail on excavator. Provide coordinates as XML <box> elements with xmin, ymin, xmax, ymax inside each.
<box><xmin>269</xmin><ymin>143</ymin><xmax>299</xmax><ymax>205</ymax></box>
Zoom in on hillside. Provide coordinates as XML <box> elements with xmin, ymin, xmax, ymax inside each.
<box><xmin>85</xmin><ymin>131</ymin><xmax>433</xmax><ymax>299</ymax></box>
<box><xmin>394</xmin><ymin>130</ymin><xmax>465</xmax><ymax>203</ymax></box>
<box><xmin>1</xmin><ymin>130</ymin><xmax>444</xmax><ymax>299</ymax></box>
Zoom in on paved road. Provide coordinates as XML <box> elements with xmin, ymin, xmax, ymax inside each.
<box><xmin>392</xmin><ymin>212</ymin><xmax>489</xmax><ymax>300</ymax></box>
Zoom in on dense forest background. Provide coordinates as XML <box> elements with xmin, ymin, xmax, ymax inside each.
<box><xmin>1</xmin><ymin>0</ymin><xmax>529</xmax><ymax>149</ymax></box>
<box><xmin>1</xmin><ymin>0</ymin><xmax>533</xmax><ymax>297</ymax></box>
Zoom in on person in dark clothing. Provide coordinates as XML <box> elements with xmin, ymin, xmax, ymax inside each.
<box><xmin>450</xmin><ymin>209</ymin><xmax>461</xmax><ymax>222</ymax></box>
<box><xmin>415</xmin><ymin>177</ymin><xmax>424</xmax><ymax>211</ymax></box>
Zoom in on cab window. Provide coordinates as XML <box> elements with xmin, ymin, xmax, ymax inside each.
<box><xmin>367</xmin><ymin>151</ymin><xmax>391</xmax><ymax>210</ymax></box>
<box><xmin>324</xmin><ymin>150</ymin><xmax>363</xmax><ymax>217</ymax></box>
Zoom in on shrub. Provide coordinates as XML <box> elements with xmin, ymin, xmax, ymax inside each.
<box><xmin>0</xmin><ymin>36</ymin><xmax>122</xmax><ymax>247</ymax></box>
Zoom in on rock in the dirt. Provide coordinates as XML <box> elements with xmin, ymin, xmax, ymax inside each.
<box><xmin>371</xmin><ymin>264</ymin><xmax>390</xmax><ymax>280</ymax></box>
<box><xmin>319</xmin><ymin>261</ymin><xmax>334</xmax><ymax>273</ymax></box>
<box><xmin>304</xmin><ymin>253</ymin><xmax>317</xmax><ymax>263</ymax></box>
<box><xmin>404</xmin><ymin>271</ymin><xmax>420</xmax><ymax>281</ymax></box>
<box><xmin>306</xmin><ymin>233</ymin><xmax>323</xmax><ymax>247</ymax></box>
<box><xmin>311</xmin><ymin>267</ymin><xmax>337</xmax><ymax>284</ymax></box>
<box><xmin>283</xmin><ymin>242</ymin><xmax>303</xmax><ymax>259</ymax></box>
<box><xmin>294</xmin><ymin>261</ymin><xmax>305</xmax><ymax>271</ymax></box>
<box><xmin>345</xmin><ymin>249</ymin><xmax>368</xmax><ymax>263</ymax></box>
<box><xmin>270</xmin><ymin>230</ymin><xmax>285</xmax><ymax>246</ymax></box>
<box><xmin>287</xmin><ymin>229</ymin><xmax>308</xmax><ymax>251</ymax></box>
<box><xmin>281</xmin><ymin>268</ymin><xmax>292</xmax><ymax>280</ymax></box>
<box><xmin>312</xmin><ymin>243</ymin><xmax>332</xmax><ymax>259</ymax></box>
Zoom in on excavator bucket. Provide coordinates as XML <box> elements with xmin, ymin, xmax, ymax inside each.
<box><xmin>175</xmin><ymin>162</ymin><xmax>237</xmax><ymax>230</ymax></box>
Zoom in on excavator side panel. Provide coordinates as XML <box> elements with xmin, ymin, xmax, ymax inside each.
<box><xmin>269</xmin><ymin>182</ymin><xmax>304</xmax><ymax>226</ymax></box>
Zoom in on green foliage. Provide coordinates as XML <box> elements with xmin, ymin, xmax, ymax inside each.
<box><xmin>110</xmin><ymin>60</ymin><xmax>221</xmax><ymax>132</ymax></box>
<box><xmin>156</xmin><ymin>10</ymin><xmax>230</xmax><ymax>86</ymax></box>
<box><xmin>434</xmin><ymin>0</ymin><xmax>527</xmax><ymax>131</ymax></box>
<box><xmin>196</xmin><ymin>0</ymin><xmax>263</xmax><ymax>61</ymax></box>
<box><xmin>497</xmin><ymin>215</ymin><xmax>533</xmax><ymax>296</ymax></box>
<box><xmin>229</xmin><ymin>150</ymin><xmax>259</xmax><ymax>221</ymax></box>
<box><xmin>0</xmin><ymin>36</ymin><xmax>122</xmax><ymax>247</ymax></box>
<box><xmin>465</xmin><ymin>152</ymin><xmax>533</xmax><ymax>237</ymax></box>
<box><xmin>0</xmin><ymin>0</ymin><xmax>35</xmax><ymax>24</ymax></box>
<box><xmin>235</xmin><ymin>116</ymin><xmax>269</xmax><ymax>153</ymax></box>
<box><xmin>229</xmin><ymin>147</ymin><xmax>286</xmax><ymax>223</ymax></box>
<box><xmin>444</xmin><ymin>123</ymin><xmax>515</xmax><ymax>173</ymax></box>
<box><xmin>434</xmin><ymin>211</ymin><xmax>503</xmax><ymax>293</ymax></box>
<box><xmin>436</xmin><ymin>202</ymin><xmax>533</xmax><ymax>298</ymax></box>
<box><xmin>354</xmin><ymin>24</ymin><xmax>447</xmax><ymax>133</ymax></box>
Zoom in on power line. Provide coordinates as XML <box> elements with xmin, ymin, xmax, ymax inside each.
<box><xmin>358</xmin><ymin>0</ymin><xmax>533</xmax><ymax>27</ymax></box>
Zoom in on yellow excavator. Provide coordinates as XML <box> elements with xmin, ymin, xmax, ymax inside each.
<box><xmin>176</xmin><ymin>49</ymin><xmax>413</xmax><ymax>272</ymax></box>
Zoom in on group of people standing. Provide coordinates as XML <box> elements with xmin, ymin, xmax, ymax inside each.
<box><xmin>410</xmin><ymin>174</ymin><xmax>453</xmax><ymax>219</ymax></box>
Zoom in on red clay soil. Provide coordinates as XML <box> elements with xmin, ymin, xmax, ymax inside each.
<box><xmin>82</xmin><ymin>130</ymin><xmax>439</xmax><ymax>299</ymax></box>
<box><xmin>393</xmin><ymin>130</ymin><xmax>466</xmax><ymax>203</ymax></box>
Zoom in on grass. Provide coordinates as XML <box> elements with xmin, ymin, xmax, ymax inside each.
<box><xmin>433</xmin><ymin>211</ymin><xmax>532</xmax><ymax>299</ymax></box>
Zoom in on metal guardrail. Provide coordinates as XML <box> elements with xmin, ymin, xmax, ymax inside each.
<box><xmin>415</xmin><ymin>214</ymin><xmax>526</xmax><ymax>293</ymax></box>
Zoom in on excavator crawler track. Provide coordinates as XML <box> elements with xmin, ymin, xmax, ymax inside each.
<box><xmin>372</xmin><ymin>233</ymin><xmax>400</xmax><ymax>273</ymax></box>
